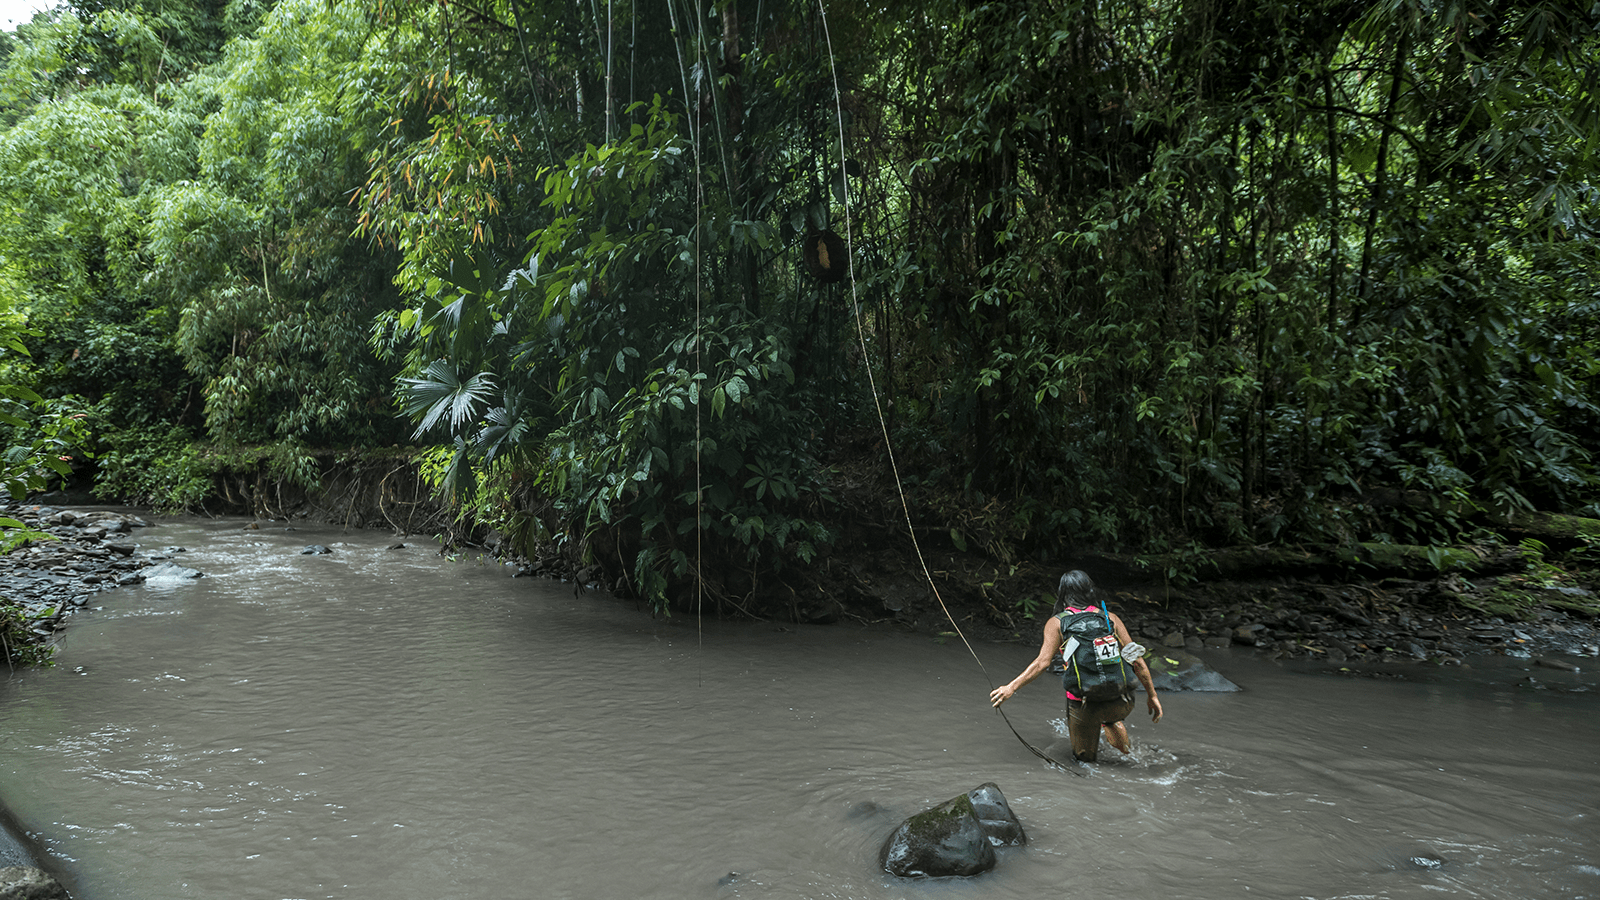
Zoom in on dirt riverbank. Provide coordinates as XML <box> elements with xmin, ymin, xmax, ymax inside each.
<box><xmin>4</xmin><ymin>501</ymin><xmax>1597</xmax><ymax>691</ymax></box>
<box><xmin>776</xmin><ymin>531</ymin><xmax>1600</xmax><ymax>683</ymax></box>
<box><xmin>448</xmin><ymin>502</ymin><xmax>1600</xmax><ymax>687</ymax></box>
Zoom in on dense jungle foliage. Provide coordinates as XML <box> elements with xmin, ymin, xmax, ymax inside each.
<box><xmin>1</xmin><ymin>0</ymin><xmax>1596</xmax><ymax>611</ymax></box>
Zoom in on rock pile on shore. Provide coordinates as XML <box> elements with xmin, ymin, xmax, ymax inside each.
<box><xmin>0</xmin><ymin>503</ymin><xmax>193</xmax><ymax>658</ymax></box>
<box><xmin>1124</xmin><ymin>581</ymin><xmax>1600</xmax><ymax>671</ymax></box>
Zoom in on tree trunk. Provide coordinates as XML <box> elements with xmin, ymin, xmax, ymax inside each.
<box><xmin>1354</xmin><ymin>30</ymin><xmax>1409</xmax><ymax>327</ymax></box>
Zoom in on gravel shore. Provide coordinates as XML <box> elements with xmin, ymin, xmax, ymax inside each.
<box><xmin>1</xmin><ymin>503</ymin><xmax>197</xmax><ymax>660</ymax></box>
<box><xmin>1119</xmin><ymin>584</ymin><xmax>1600</xmax><ymax>675</ymax></box>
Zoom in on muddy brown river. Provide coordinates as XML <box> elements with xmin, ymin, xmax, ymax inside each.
<box><xmin>1</xmin><ymin>517</ymin><xmax>1597</xmax><ymax>899</ymax></box>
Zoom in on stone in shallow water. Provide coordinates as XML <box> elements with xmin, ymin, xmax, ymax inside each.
<box><xmin>138</xmin><ymin>561</ymin><xmax>204</xmax><ymax>580</ymax></box>
<box><xmin>299</xmin><ymin>545</ymin><xmax>333</xmax><ymax>555</ymax></box>
<box><xmin>0</xmin><ymin>865</ymin><xmax>69</xmax><ymax>899</ymax></box>
<box><xmin>879</xmin><ymin>782</ymin><xmax>1026</xmax><ymax>878</ymax></box>
<box><xmin>845</xmin><ymin>800</ymin><xmax>881</xmax><ymax>820</ymax></box>
<box><xmin>1144</xmin><ymin>649</ymin><xmax>1241</xmax><ymax>692</ymax></box>
<box><xmin>965</xmin><ymin>783</ymin><xmax>1025</xmax><ymax>846</ymax></box>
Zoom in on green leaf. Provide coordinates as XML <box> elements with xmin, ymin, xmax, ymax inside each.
<box><xmin>400</xmin><ymin>360</ymin><xmax>497</xmax><ymax>437</ymax></box>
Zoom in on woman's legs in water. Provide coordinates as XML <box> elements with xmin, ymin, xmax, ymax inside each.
<box><xmin>1066</xmin><ymin>703</ymin><xmax>1102</xmax><ymax>761</ymax></box>
<box><xmin>1101</xmin><ymin>721</ymin><xmax>1130</xmax><ymax>753</ymax></box>
<box><xmin>1067</xmin><ymin>694</ymin><xmax>1135</xmax><ymax>761</ymax></box>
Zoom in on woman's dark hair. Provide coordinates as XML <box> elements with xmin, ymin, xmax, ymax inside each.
<box><xmin>1054</xmin><ymin>569</ymin><xmax>1098</xmax><ymax>615</ymax></box>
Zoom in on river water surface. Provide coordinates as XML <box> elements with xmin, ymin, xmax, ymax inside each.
<box><xmin>1</xmin><ymin>517</ymin><xmax>1597</xmax><ymax>899</ymax></box>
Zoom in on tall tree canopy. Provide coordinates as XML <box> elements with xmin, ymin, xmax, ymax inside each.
<box><xmin>2</xmin><ymin>0</ymin><xmax>1595</xmax><ymax>610</ymax></box>
<box><xmin>360</xmin><ymin>0</ymin><xmax>1598</xmax><ymax>607</ymax></box>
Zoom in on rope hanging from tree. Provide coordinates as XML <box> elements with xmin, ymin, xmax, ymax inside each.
<box><xmin>812</xmin><ymin>0</ymin><xmax>1079</xmax><ymax>775</ymax></box>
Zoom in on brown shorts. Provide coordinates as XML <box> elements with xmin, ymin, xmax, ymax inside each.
<box><xmin>1066</xmin><ymin>692</ymin><xmax>1134</xmax><ymax>762</ymax></box>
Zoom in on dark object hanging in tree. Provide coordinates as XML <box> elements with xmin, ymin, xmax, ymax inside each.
<box><xmin>802</xmin><ymin>229</ymin><xmax>847</xmax><ymax>283</ymax></box>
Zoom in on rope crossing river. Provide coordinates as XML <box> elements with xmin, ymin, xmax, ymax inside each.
<box><xmin>814</xmin><ymin>0</ymin><xmax>1080</xmax><ymax>775</ymax></box>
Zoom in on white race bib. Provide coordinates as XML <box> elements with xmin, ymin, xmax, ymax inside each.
<box><xmin>1092</xmin><ymin>634</ymin><xmax>1120</xmax><ymax>665</ymax></box>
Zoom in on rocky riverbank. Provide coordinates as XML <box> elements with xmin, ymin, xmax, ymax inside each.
<box><xmin>0</xmin><ymin>503</ymin><xmax>200</xmax><ymax>665</ymax></box>
<box><xmin>1114</xmin><ymin>579</ymin><xmax>1600</xmax><ymax>675</ymax></box>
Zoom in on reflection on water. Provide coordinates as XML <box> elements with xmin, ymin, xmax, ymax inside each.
<box><xmin>1</xmin><ymin>517</ymin><xmax>1597</xmax><ymax>899</ymax></box>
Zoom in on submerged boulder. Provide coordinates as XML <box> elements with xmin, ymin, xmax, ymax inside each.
<box><xmin>1143</xmin><ymin>648</ymin><xmax>1240</xmax><ymax>692</ymax></box>
<box><xmin>879</xmin><ymin>782</ymin><xmax>1026</xmax><ymax>878</ymax></box>
<box><xmin>0</xmin><ymin>865</ymin><xmax>69</xmax><ymax>899</ymax></box>
<box><xmin>137</xmin><ymin>561</ymin><xmax>204</xmax><ymax>581</ymax></box>
<box><xmin>965</xmin><ymin>783</ymin><xmax>1026</xmax><ymax>845</ymax></box>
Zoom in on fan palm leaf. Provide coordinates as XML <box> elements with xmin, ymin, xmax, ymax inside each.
<box><xmin>400</xmin><ymin>359</ymin><xmax>497</xmax><ymax>438</ymax></box>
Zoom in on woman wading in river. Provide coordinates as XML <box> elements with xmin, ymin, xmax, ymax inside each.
<box><xmin>989</xmin><ymin>570</ymin><xmax>1163</xmax><ymax>762</ymax></box>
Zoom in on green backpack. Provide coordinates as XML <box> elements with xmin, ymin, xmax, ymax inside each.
<box><xmin>1056</xmin><ymin>607</ymin><xmax>1133</xmax><ymax>702</ymax></box>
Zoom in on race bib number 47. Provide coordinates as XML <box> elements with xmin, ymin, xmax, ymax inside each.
<box><xmin>1092</xmin><ymin>634</ymin><xmax>1120</xmax><ymax>665</ymax></box>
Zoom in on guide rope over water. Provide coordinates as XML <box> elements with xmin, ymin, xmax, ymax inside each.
<box><xmin>813</xmin><ymin>0</ymin><xmax>1079</xmax><ymax>775</ymax></box>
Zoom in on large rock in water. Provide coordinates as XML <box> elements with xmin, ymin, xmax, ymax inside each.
<box><xmin>1143</xmin><ymin>648</ymin><xmax>1241</xmax><ymax>692</ymax></box>
<box><xmin>879</xmin><ymin>783</ymin><xmax>1026</xmax><ymax>878</ymax></box>
<box><xmin>0</xmin><ymin>866</ymin><xmax>69</xmax><ymax>899</ymax></box>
